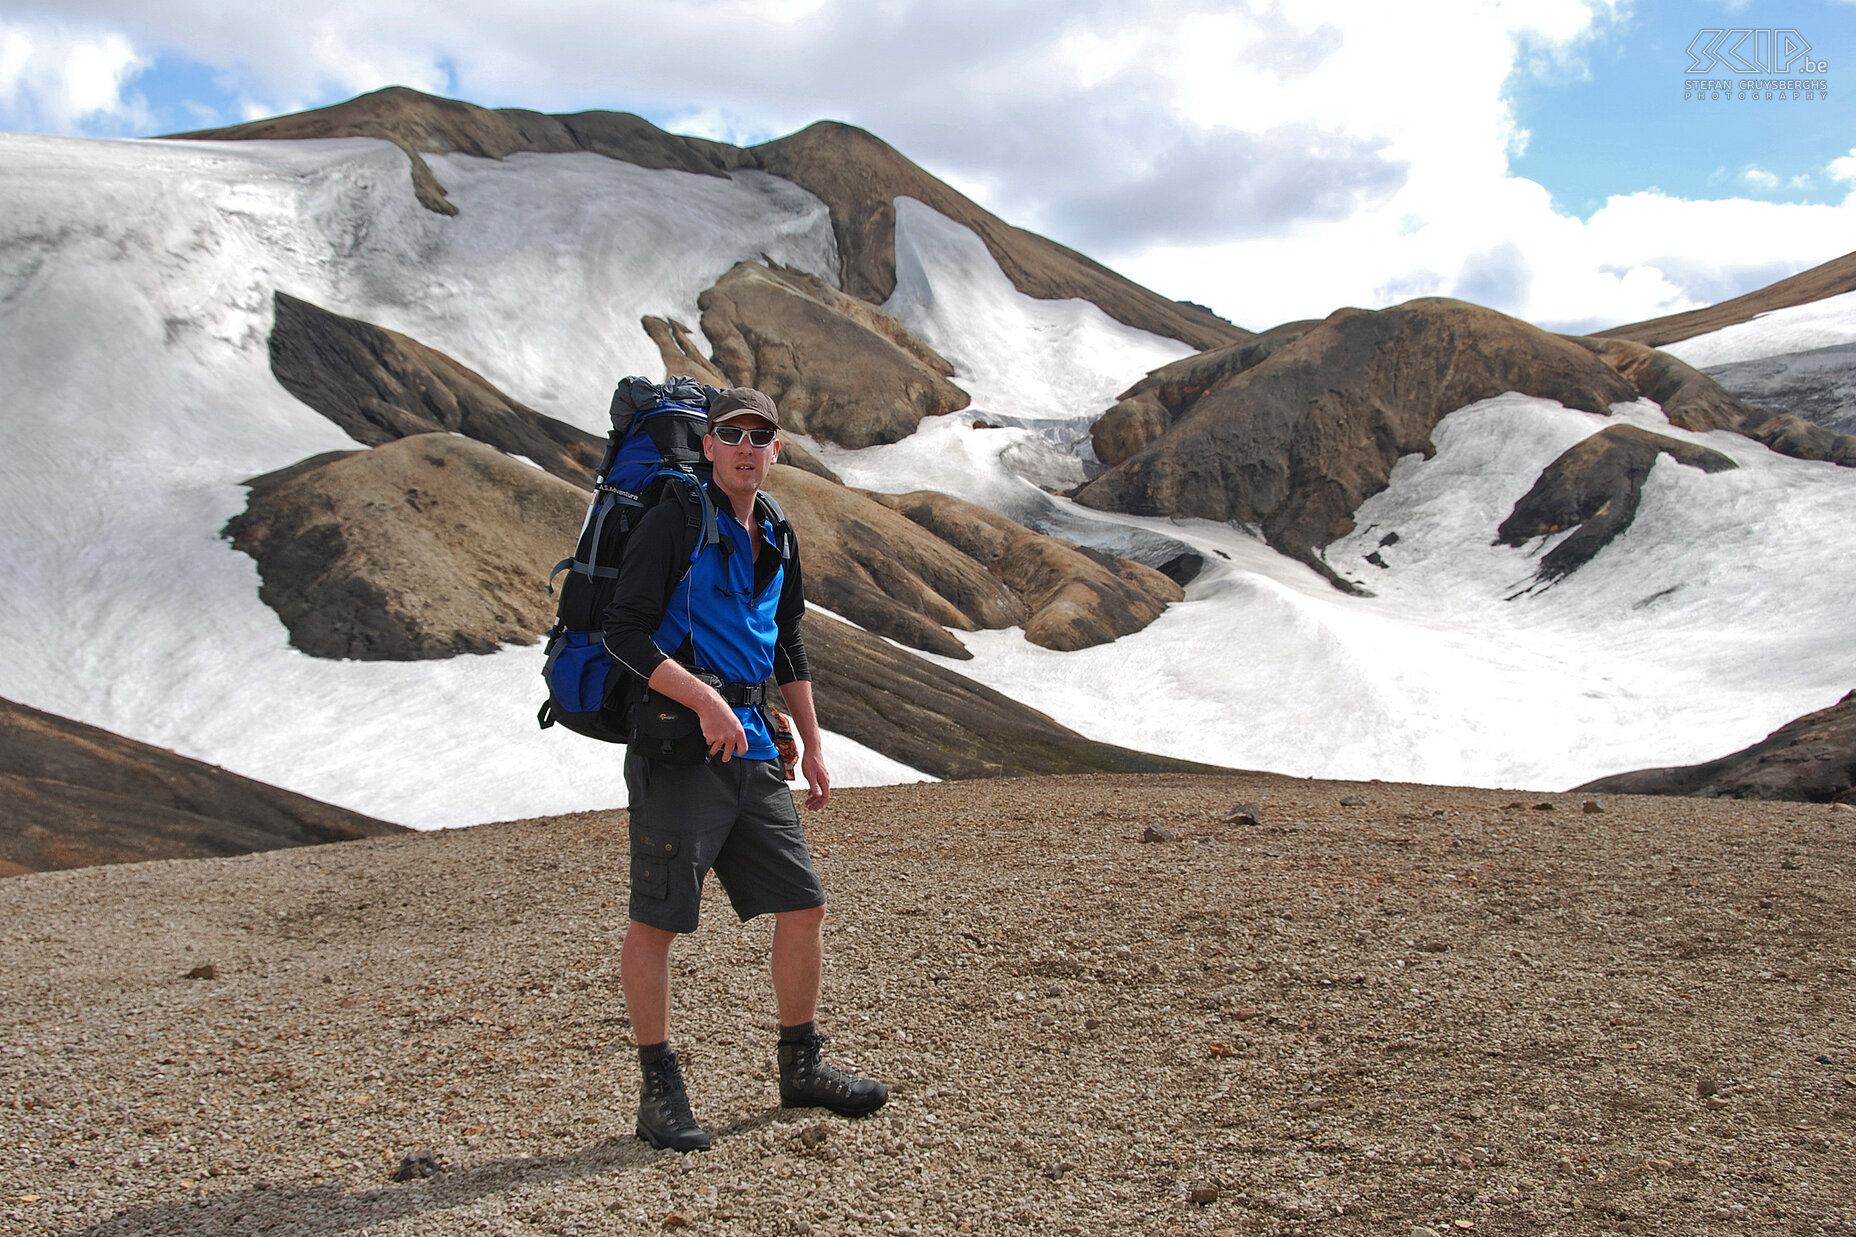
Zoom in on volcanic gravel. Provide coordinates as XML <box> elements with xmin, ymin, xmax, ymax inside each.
<box><xmin>2</xmin><ymin>773</ymin><xmax>1852</xmax><ymax>1236</ymax></box>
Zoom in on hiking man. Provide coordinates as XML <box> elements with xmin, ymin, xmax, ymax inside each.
<box><xmin>602</xmin><ymin>386</ymin><xmax>886</xmax><ymax>1152</ymax></box>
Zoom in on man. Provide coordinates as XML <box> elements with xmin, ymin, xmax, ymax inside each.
<box><xmin>602</xmin><ymin>386</ymin><xmax>886</xmax><ymax>1152</ymax></box>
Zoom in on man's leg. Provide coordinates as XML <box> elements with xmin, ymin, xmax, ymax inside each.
<box><xmin>769</xmin><ymin>905</ymin><xmax>886</xmax><ymax>1117</ymax></box>
<box><xmin>622</xmin><ymin>919</ymin><xmax>709</xmax><ymax>1152</ymax></box>
<box><xmin>770</xmin><ymin>905</ymin><xmax>825</xmax><ymax>1027</ymax></box>
<box><xmin>621</xmin><ymin>920</ymin><xmax>678</xmax><ymax>1047</ymax></box>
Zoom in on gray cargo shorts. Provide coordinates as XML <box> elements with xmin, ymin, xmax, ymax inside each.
<box><xmin>623</xmin><ymin>750</ymin><xmax>826</xmax><ymax>933</ymax></box>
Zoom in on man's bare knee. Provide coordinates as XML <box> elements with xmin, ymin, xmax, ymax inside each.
<box><xmin>776</xmin><ymin>904</ymin><xmax>827</xmax><ymax>930</ymax></box>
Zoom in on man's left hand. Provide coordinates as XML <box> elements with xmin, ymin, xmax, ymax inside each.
<box><xmin>801</xmin><ymin>747</ymin><xmax>831</xmax><ymax>810</ymax></box>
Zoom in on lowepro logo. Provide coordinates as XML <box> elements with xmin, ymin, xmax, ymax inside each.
<box><xmin>1686</xmin><ymin>28</ymin><xmax>1826</xmax><ymax>75</ymax></box>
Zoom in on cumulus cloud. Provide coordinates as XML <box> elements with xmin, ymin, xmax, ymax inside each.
<box><xmin>0</xmin><ymin>19</ymin><xmax>150</xmax><ymax>134</ymax></box>
<box><xmin>1742</xmin><ymin>165</ymin><xmax>1780</xmax><ymax>191</ymax></box>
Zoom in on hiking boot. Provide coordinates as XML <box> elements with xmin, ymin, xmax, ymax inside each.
<box><xmin>636</xmin><ymin>1050</ymin><xmax>710</xmax><ymax>1152</ymax></box>
<box><xmin>778</xmin><ymin>1031</ymin><xmax>887</xmax><ymax>1117</ymax></box>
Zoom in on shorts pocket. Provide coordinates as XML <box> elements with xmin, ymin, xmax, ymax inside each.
<box><xmin>633</xmin><ymin>860</ymin><xmax>669</xmax><ymax>901</ymax></box>
<box><xmin>631</xmin><ymin>828</ymin><xmax>679</xmax><ymax>901</ymax></box>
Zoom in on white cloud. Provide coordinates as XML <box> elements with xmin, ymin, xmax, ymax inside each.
<box><xmin>0</xmin><ymin>20</ymin><xmax>150</xmax><ymax>134</ymax></box>
<box><xmin>1828</xmin><ymin>147</ymin><xmax>1856</xmax><ymax>184</ymax></box>
<box><xmin>1742</xmin><ymin>165</ymin><xmax>1780</xmax><ymax>190</ymax></box>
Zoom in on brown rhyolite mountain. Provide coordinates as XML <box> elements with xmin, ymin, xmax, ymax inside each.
<box><xmin>223</xmin><ymin>435</ymin><xmax>587</xmax><ymax>660</ymax></box>
<box><xmin>1090</xmin><ymin>319</ymin><xmax>1321</xmax><ymax>468</ymax></box>
<box><xmin>0</xmin><ymin>697</ymin><xmax>404</xmax><ymax>876</ymax></box>
<box><xmin>170</xmin><ymin>86</ymin><xmax>1243</xmax><ymax>353</ymax></box>
<box><xmin>1496</xmin><ymin>425</ymin><xmax>1738</xmax><ymax>583</ymax></box>
<box><xmin>1597</xmin><ymin>248</ymin><xmax>1856</xmax><ymax>347</ymax></box>
<box><xmin>694</xmin><ymin>261</ymin><xmax>970</xmax><ymax>447</ymax></box>
<box><xmin>1078</xmin><ymin>298</ymin><xmax>1856</xmax><ymax>594</ymax></box>
<box><xmin>1076</xmin><ymin>299</ymin><xmax>1639</xmax><ymax>591</ymax></box>
<box><xmin>1578</xmin><ymin>689</ymin><xmax>1856</xmax><ymax>804</ymax></box>
<box><xmin>865</xmin><ymin>489</ymin><xmax>1182</xmax><ymax>652</ymax></box>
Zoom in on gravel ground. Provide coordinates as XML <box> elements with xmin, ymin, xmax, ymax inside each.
<box><xmin>2</xmin><ymin>773</ymin><xmax>1853</xmax><ymax>1236</ymax></box>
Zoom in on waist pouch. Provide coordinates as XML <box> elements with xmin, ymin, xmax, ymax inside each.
<box><xmin>629</xmin><ymin>669</ymin><xmax>768</xmax><ymax>764</ymax></box>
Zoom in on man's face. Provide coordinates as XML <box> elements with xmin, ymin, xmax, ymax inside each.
<box><xmin>704</xmin><ymin>415</ymin><xmax>780</xmax><ymax>501</ymax></box>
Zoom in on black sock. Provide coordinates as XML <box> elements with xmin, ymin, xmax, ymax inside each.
<box><xmin>779</xmin><ymin>1021</ymin><xmax>817</xmax><ymax>1044</ymax></box>
<box><xmin>638</xmin><ymin>1041</ymin><xmax>671</xmax><ymax>1065</ymax></box>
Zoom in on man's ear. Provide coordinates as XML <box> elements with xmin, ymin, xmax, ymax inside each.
<box><xmin>768</xmin><ymin>437</ymin><xmax>781</xmax><ymax>465</ymax></box>
<box><xmin>701</xmin><ymin>433</ymin><xmax>717</xmax><ymax>465</ymax></box>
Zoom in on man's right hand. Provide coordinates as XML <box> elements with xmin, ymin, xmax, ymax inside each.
<box><xmin>647</xmin><ymin>660</ymin><xmax>749</xmax><ymax>761</ymax></box>
<box><xmin>697</xmin><ymin>695</ymin><xmax>750</xmax><ymax>762</ymax></box>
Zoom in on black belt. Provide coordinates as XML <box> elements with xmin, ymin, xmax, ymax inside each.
<box><xmin>685</xmin><ymin>665</ymin><xmax>767</xmax><ymax>708</ymax></box>
<box><xmin>713</xmin><ymin>679</ymin><xmax>768</xmax><ymax>708</ymax></box>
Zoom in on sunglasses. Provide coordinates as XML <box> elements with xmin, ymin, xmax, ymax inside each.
<box><xmin>711</xmin><ymin>425</ymin><xmax>777</xmax><ymax>447</ymax></box>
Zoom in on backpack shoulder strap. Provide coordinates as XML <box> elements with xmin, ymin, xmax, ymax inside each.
<box><xmin>656</xmin><ymin>470</ymin><xmax>718</xmax><ymax>567</ymax></box>
<box><xmin>753</xmin><ymin>491</ymin><xmax>794</xmax><ymax>563</ymax></box>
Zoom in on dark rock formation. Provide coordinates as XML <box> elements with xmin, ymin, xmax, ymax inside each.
<box><xmin>269</xmin><ymin>292</ymin><xmax>603</xmax><ymax>486</ymax></box>
<box><xmin>224</xmin><ymin>435</ymin><xmax>587</xmax><ymax>660</ymax></box>
<box><xmin>867</xmin><ymin>490</ymin><xmax>1182</xmax><ymax>651</ymax></box>
<box><xmin>793</xmin><ymin>613</ymin><xmax>1230</xmax><ymax>781</ymax></box>
<box><xmin>1596</xmin><ymin>249</ymin><xmax>1856</xmax><ymax>348</ymax></box>
<box><xmin>168</xmin><ymin>86</ymin><xmax>744</xmax><ymax>215</ymax></box>
<box><xmin>1574</xmin><ymin>337</ymin><xmax>1755</xmax><ymax>432</ymax></box>
<box><xmin>696</xmin><ymin>261</ymin><xmax>969</xmax><ymax>448</ymax></box>
<box><xmin>172</xmin><ymin>87</ymin><xmax>1247</xmax><ymax>352</ymax></box>
<box><xmin>1496</xmin><ymin>425</ymin><xmax>1738</xmax><ymax>583</ymax></box>
<box><xmin>1075</xmin><ymin>299</ymin><xmax>1637</xmax><ymax>591</ymax></box>
<box><xmin>1091</xmin><ymin>319</ymin><xmax>1320</xmax><ymax>467</ymax></box>
<box><xmin>639</xmin><ymin>316</ymin><xmax>731</xmax><ymax>389</ymax></box>
<box><xmin>1576</xmin><ymin>690</ymin><xmax>1856</xmax><ymax>804</ymax></box>
<box><xmin>0</xmin><ymin>697</ymin><xmax>406</xmax><ymax>875</ymax></box>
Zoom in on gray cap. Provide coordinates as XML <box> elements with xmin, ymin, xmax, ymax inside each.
<box><xmin>708</xmin><ymin>387</ymin><xmax>781</xmax><ymax>431</ymax></box>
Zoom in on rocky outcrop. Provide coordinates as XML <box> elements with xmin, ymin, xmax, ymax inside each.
<box><xmin>0</xmin><ymin>697</ymin><xmax>405</xmax><ymax>875</ymax></box>
<box><xmin>1574</xmin><ymin>337</ymin><xmax>1754</xmax><ymax>433</ymax></box>
<box><xmin>1576</xmin><ymin>690</ymin><xmax>1856</xmax><ymax>804</ymax></box>
<box><xmin>696</xmin><ymin>261</ymin><xmax>969</xmax><ymax>448</ymax></box>
<box><xmin>1091</xmin><ymin>320</ymin><xmax>1320</xmax><ymax>467</ymax></box>
<box><xmin>1496</xmin><ymin>425</ymin><xmax>1738</xmax><ymax>583</ymax></box>
<box><xmin>168</xmin><ymin>86</ymin><xmax>744</xmax><ymax>215</ymax></box>
<box><xmin>173</xmin><ymin>87</ymin><xmax>1246</xmax><ymax>352</ymax></box>
<box><xmin>867</xmin><ymin>490</ymin><xmax>1182</xmax><ymax>651</ymax></box>
<box><xmin>1596</xmin><ymin>249</ymin><xmax>1856</xmax><ymax>348</ymax></box>
<box><xmin>1575</xmin><ymin>336</ymin><xmax>1856</xmax><ymax>468</ymax></box>
<box><xmin>639</xmin><ymin>317</ymin><xmax>731</xmax><ymax>389</ymax></box>
<box><xmin>791</xmin><ymin>614</ymin><xmax>1226</xmax><ymax>780</ymax></box>
<box><xmin>1743</xmin><ymin>412</ymin><xmax>1856</xmax><ymax>466</ymax></box>
<box><xmin>761</xmin><ymin>467</ymin><xmax>1027</xmax><ymax>660</ymax></box>
<box><xmin>224</xmin><ymin>435</ymin><xmax>587</xmax><ymax>660</ymax></box>
<box><xmin>1076</xmin><ymin>299</ymin><xmax>1638</xmax><ymax>591</ymax></box>
<box><xmin>269</xmin><ymin>292</ymin><xmax>604</xmax><ymax>486</ymax></box>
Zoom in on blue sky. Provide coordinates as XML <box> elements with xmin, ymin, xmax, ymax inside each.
<box><xmin>1507</xmin><ymin>0</ymin><xmax>1856</xmax><ymax>216</ymax></box>
<box><xmin>3</xmin><ymin>0</ymin><xmax>1855</xmax><ymax>332</ymax></box>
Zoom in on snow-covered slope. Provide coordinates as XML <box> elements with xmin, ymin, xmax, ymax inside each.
<box><xmin>3</xmin><ymin>130</ymin><xmax>1851</xmax><ymax>827</ymax></box>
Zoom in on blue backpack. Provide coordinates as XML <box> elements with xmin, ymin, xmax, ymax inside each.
<box><xmin>535</xmin><ymin>376</ymin><xmax>792</xmax><ymax>745</ymax></box>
